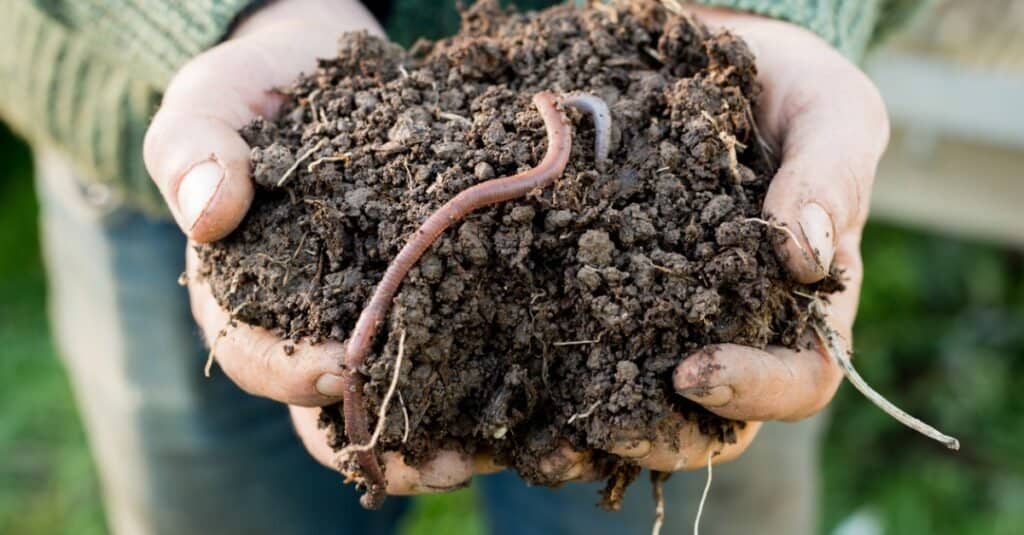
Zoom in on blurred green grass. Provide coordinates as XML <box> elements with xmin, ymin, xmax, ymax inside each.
<box><xmin>1</xmin><ymin>121</ymin><xmax>1021</xmax><ymax>533</ymax></box>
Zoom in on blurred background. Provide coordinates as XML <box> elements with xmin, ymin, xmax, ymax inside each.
<box><xmin>1</xmin><ymin>0</ymin><xmax>1022</xmax><ymax>533</ymax></box>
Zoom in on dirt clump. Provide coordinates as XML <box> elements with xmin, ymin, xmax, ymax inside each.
<box><xmin>198</xmin><ymin>0</ymin><xmax>840</xmax><ymax>507</ymax></box>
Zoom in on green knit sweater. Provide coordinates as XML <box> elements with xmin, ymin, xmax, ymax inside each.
<box><xmin>0</xmin><ymin>0</ymin><xmax>922</xmax><ymax>216</ymax></box>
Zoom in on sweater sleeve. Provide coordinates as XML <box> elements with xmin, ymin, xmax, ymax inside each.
<box><xmin>689</xmin><ymin>0</ymin><xmax>930</xmax><ymax>61</ymax></box>
<box><xmin>29</xmin><ymin>0</ymin><xmax>262</xmax><ymax>88</ymax></box>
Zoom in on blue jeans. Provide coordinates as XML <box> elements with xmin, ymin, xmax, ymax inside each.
<box><xmin>36</xmin><ymin>150</ymin><xmax>824</xmax><ymax>535</ymax></box>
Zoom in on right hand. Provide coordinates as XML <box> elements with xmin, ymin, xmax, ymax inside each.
<box><xmin>144</xmin><ymin>0</ymin><xmax>587</xmax><ymax>495</ymax></box>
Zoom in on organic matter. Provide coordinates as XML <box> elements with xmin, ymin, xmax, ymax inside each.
<box><xmin>200</xmin><ymin>0</ymin><xmax>844</xmax><ymax>508</ymax></box>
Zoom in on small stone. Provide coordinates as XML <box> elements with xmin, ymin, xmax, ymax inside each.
<box><xmin>474</xmin><ymin>161</ymin><xmax>495</xmax><ymax>180</ymax></box>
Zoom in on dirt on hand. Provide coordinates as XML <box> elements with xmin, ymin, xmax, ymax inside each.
<box><xmin>198</xmin><ymin>0</ymin><xmax>840</xmax><ymax>508</ymax></box>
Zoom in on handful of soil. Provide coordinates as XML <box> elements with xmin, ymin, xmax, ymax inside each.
<box><xmin>199</xmin><ymin>0</ymin><xmax>840</xmax><ymax>508</ymax></box>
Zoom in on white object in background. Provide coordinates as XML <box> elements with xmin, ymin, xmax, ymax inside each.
<box><xmin>832</xmin><ymin>508</ymin><xmax>884</xmax><ymax>535</ymax></box>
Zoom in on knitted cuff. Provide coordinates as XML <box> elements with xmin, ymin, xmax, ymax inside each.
<box><xmin>688</xmin><ymin>0</ymin><xmax>887</xmax><ymax>61</ymax></box>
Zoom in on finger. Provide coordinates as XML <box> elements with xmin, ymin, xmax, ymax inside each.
<box><xmin>614</xmin><ymin>418</ymin><xmax>761</xmax><ymax>472</ymax></box>
<box><xmin>187</xmin><ymin>247</ymin><xmax>345</xmax><ymax>406</ymax></box>
<box><xmin>760</xmin><ymin>63</ymin><xmax>889</xmax><ymax>283</ymax></box>
<box><xmin>472</xmin><ymin>450</ymin><xmax>506</xmax><ymax>475</ymax></box>
<box><xmin>686</xmin><ymin>5</ymin><xmax>889</xmax><ymax>284</ymax></box>
<box><xmin>674</xmin><ymin>342</ymin><xmax>842</xmax><ymax>422</ymax></box>
<box><xmin>290</xmin><ymin>406</ymin><xmax>474</xmax><ymax>495</ymax></box>
<box><xmin>675</xmin><ymin>169</ymin><xmax>867</xmax><ymax>421</ymax></box>
<box><xmin>537</xmin><ymin>443</ymin><xmax>602</xmax><ymax>483</ymax></box>
<box><xmin>143</xmin><ymin>9</ymin><xmax>382</xmax><ymax>242</ymax></box>
<box><xmin>381</xmin><ymin>451</ymin><xmax>474</xmax><ymax>495</ymax></box>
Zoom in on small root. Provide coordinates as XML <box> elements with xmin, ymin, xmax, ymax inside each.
<box><xmin>398</xmin><ymin>390</ymin><xmax>410</xmax><ymax>444</ymax></box>
<box><xmin>693</xmin><ymin>451</ymin><xmax>714</xmax><ymax>535</ymax></box>
<box><xmin>335</xmin><ymin>330</ymin><xmax>407</xmax><ymax>464</ymax></box>
<box><xmin>552</xmin><ymin>339</ymin><xmax>599</xmax><ymax>347</ymax></box>
<box><xmin>809</xmin><ymin>301</ymin><xmax>960</xmax><ymax>450</ymax></box>
<box><xmin>277</xmin><ymin>138</ymin><xmax>328</xmax><ymax>187</ymax></box>
<box><xmin>203</xmin><ymin>303</ymin><xmax>246</xmax><ymax>378</ymax></box>
<box><xmin>567</xmin><ymin>401</ymin><xmax>601</xmax><ymax>424</ymax></box>
<box><xmin>437</xmin><ymin>111</ymin><xmax>472</xmax><ymax>126</ymax></box>
<box><xmin>651</xmin><ymin>471</ymin><xmax>669</xmax><ymax>535</ymax></box>
<box><xmin>792</xmin><ymin>289</ymin><xmax>818</xmax><ymax>300</ymax></box>
<box><xmin>307</xmin><ymin>89</ymin><xmax>322</xmax><ymax>125</ymax></box>
<box><xmin>768</xmin><ymin>219</ymin><xmax>960</xmax><ymax>450</ymax></box>
<box><xmin>700</xmin><ymin>111</ymin><xmax>746</xmax><ymax>183</ymax></box>
<box><xmin>744</xmin><ymin>217</ymin><xmax>809</xmax><ymax>258</ymax></box>
<box><xmin>203</xmin><ymin>332</ymin><xmax>223</xmax><ymax>378</ymax></box>
<box><xmin>307</xmin><ymin>154</ymin><xmax>350</xmax><ymax>173</ymax></box>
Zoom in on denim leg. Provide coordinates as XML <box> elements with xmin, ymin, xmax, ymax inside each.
<box><xmin>478</xmin><ymin>417</ymin><xmax>825</xmax><ymax>535</ymax></box>
<box><xmin>35</xmin><ymin>151</ymin><xmax>408</xmax><ymax>535</ymax></box>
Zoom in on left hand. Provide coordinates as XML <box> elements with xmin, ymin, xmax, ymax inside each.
<box><xmin>592</xmin><ymin>5</ymin><xmax>889</xmax><ymax>472</ymax></box>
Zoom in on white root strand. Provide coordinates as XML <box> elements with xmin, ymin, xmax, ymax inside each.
<box><xmin>335</xmin><ymin>330</ymin><xmax>407</xmax><ymax>464</ymax></box>
<box><xmin>693</xmin><ymin>451</ymin><xmax>714</xmax><ymax>535</ymax></box>
<box><xmin>651</xmin><ymin>472</ymin><xmax>667</xmax><ymax>535</ymax></box>
<box><xmin>744</xmin><ymin>217</ymin><xmax>809</xmax><ymax>259</ymax></box>
<box><xmin>277</xmin><ymin>138</ymin><xmax>327</xmax><ymax>187</ymax></box>
<box><xmin>810</xmin><ymin>306</ymin><xmax>960</xmax><ymax>450</ymax></box>
<box><xmin>398</xmin><ymin>391</ymin><xmax>410</xmax><ymax>444</ymax></box>
<box><xmin>567</xmin><ymin>401</ymin><xmax>601</xmax><ymax>424</ymax></box>
<box><xmin>758</xmin><ymin>212</ymin><xmax>960</xmax><ymax>450</ymax></box>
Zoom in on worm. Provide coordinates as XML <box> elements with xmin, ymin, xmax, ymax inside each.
<box><xmin>340</xmin><ymin>91</ymin><xmax>579</xmax><ymax>509</ymax></box>
<box><xmin>563</xmin><ymin>92</ymin><xmax>612</xmax><ymax>162</ymax></box>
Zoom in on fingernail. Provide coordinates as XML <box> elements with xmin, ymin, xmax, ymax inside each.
<box><xmin>315</xmin><ymin>373</ymin><xmax>347</xmax><ymax>397</ymax></box>
<box><xmin>797</xmin><ymin>202</ymin><xmax>835</xmax><ymax>274</ymax></box>
<box><xmin>678</xmin><ymin>385</ymin><xmax>733</xmax><ymax>407</ymax></box>
<box><xmin>177</xmin><ymin>160</ymin><xmax>224</xmax><ymax>231</ymax></box>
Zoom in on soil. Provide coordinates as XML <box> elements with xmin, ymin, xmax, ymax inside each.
<box><xmin>198</xmin><ymin>0</ymin><xmax>840</xmax><ymax>507</ymax></box>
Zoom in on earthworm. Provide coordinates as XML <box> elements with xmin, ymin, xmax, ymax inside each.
<box><xmin>340</xmin><ymin>90</ymin><xmax>613</xmax><ymax>509</ymax></box>
<box><xmin>563</xmin><ymin>92</ymin><xmax>612</xmax><ymax>162</ymax></box>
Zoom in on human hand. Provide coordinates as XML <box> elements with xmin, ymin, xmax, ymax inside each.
<box><xmin>146</xmin><ymin>0</ymin><xmax>593</xmax><ymax>496</ymax></box>
<box><xmin>600</xmin><ymin>5</ymin><xmax>889</xmax><ymax>472</ymax></box>
<box><xmin>145</xmin><ymin>0</ymin><xmax>479</xmax><ymax>496</ymax></box>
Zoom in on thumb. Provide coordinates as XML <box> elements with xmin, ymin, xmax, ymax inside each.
<box><xmin>143</xmin><ymin>4</ymin><xmax>382</xmax><ymax>242</ymax></box>
<box><xmin>760</xmin><ymin>67</ymin><xmax>889</xmax><ymax>283</ymax></box>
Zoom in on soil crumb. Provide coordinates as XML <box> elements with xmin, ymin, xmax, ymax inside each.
<box><xmin>198</xmin><ymin>0</ymin><xmax>840</xmax><ymax>505</ymax></box>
